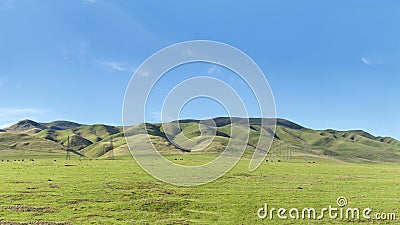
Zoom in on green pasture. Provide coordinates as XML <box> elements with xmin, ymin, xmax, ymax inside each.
<box><xmin>0</xmin><ymin>155</ymin><xmax>398</xmax><ymax>224</ymax></box>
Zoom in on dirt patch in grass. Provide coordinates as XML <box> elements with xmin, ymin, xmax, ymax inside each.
<box><xmin>168</xmin><ymin>220</ymin><xmax>189</xmax><ymax>224</ymax></box>
<box><xmin>0</xmin><ymin>221</ymin><xmax>70</xmax><ymax>225</ymax></box>
<box><xmin>68</xmin><ymin>200</ymin><xmax>88</xmax><ymax>205</ymax></box>
<box><xmin>104</xmin><ymin>181</ymin><xmax>137</xmax><ymax>190</ymax></box>
<box><xmin>86</xmin><ymin>214</ymin><xmax>100</xmax><ymax>219</ymax></box>
<box><xmin>229</xmin><ymin>172</ymin><xmax>256</xmax><ymax>178</ymax></box>
<box><xmin>0</xmin><ymin>205</ymin><xmax>53</xmax><ymax>212</ymax></box>
<box><xmin>134</xmin><ymin>181</ymin><xmax>160</xmax><ymax>189</ymax></box>
<box><xmin>49</xmin><ymin>184</ymin><xmax>60</xmax><ymax>189</ymax></box>
<box><xmin>8</xmin><ymin>181</ymin><xmax>32</xmax><ymax>184</ymax></box>
<box><xmin>140</xmin><ymin>199</ymin><xmax>190</xmax><ymax>213</ymax></box>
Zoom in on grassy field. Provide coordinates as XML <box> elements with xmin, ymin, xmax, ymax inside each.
<box><xmin>0</xmin><ymin>155</ymin><xmax>398</xmax><ymax>224</ymax></box>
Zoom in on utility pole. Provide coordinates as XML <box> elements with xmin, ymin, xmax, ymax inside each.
<box><xmin>108</xmin><ymin>137</ymin><xmax>114</xmax><ymax>160</ymax></box>
<box><xmin>285</xmin><ymin>146</ymin><xmax>288</xmax><ymax>160</ymax></box>
<box><xmin>268</xmin><ymin>142</ymin><xmax>274</xmax><ymax>160</ymax></box>
<box><xmin>66</xmin><ymin>135</ymin><xmax>71</xmax><ymax>160</ymax></box>
<box><xmin>304</xmin><ymin>143</ymin><xmax>308</xmax><ymax>163</ymax></box>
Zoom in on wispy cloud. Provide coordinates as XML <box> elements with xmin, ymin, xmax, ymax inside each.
<box><xmin>100</xmin><ymin>61</ymin><xmax>135</xmax><ymax>72</ymax></box>
<box><xmin>108</xmin><ymin>62</ymin><xmax>126</xmax><ymax>71</ymax></box>
<box><xmin>181</xmin><ymin>49</ymin><xmax>195</xmax><ymax>56</ymax></box>
<box><xmin>0</xmin><ymin>0</ymin><xmax>14</xmax><ymax>10</ymax></box>
<box><xmin>0</xmin><ymin>107</ymin><xmax>45</xmax><ymax>118</ymax></box>
<box><xmin>361</xmin><ymin>57</ymin><xmax>385</xmax><ymax>66</ymax></box>
<box><xmin>207</xmin><ymin>65</ymin><xmax>221</xmax><ymax>75</ymax></box>
<box><xmin>82</xmin><ymin>0</ymin><xmax>96</xmax><ymax>4</ymax></box>
<box><xmin>136</xmin><ymin>69</ymin><xmax>151</xmax><ymax>77</ymax></box>
<box><xmin>62</xmin><ymin>41</ymin><xmax>136</xmax><ymax>72</ymax></box>
<box><xmin>60</xmin><ymin>41</ymin><xmax>88</xmax><ymax>63</ymax></box>
<box><xmin>361</xmin><ymin>57</ymin><xmax>369</xmax><ymax>65</ymax></box>
<box><xmin>0</xmin><ymin>78</ymin><xmax>6</xmax><ymax>87</ymax></box>
<box><xmin>0</xmin><ymin>108</ymin><xmax>47</xmax><ymax>128</ymax></box>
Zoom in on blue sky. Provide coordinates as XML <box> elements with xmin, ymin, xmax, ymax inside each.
<box><xmin>0</xmin><ymin>0</ymin><xmax>399</xmax><ymax>139</ymax></box>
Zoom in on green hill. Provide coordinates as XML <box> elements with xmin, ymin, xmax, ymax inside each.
<box><xmin>42</xmin><ymin>120</ymin><xmax>83</xmax><ymax>130</ymax></box>
<box><xmin>0</xmin><ymin>132</ymin><xmax>66</xmax><ymax>157</ymax></box>
<box><xmin>4</xmin><ymin>119</ymin><xmax>47</xmax><ymax>133</ymax></box>
<box><xmin>0</xmin><ymin>118</ymin><xmax>399</xmax><ymax>162</ymax></box>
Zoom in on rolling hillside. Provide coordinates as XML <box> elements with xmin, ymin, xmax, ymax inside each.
<box><xmin>0</xmin><ymin>118</ymin><xmax>399</xmax><ymax>162</ymax></box>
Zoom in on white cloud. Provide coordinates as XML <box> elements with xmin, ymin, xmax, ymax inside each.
<box><xmin>361</xmin><ymin>57</ymin><xmax>370</xmax><ymax>65</ymax></box>
<box><xmin>82</xmin><ymin>0</ymin><xmax>96</xmax><ymax>3</ymax></box>
<box><xmin>361</xmin><ymin>57</ymin><xmax>385</xmax><ymax>66</ymax></box>
<box><xmin>98</xmin><ymin>61</ymin><xmax>135</xmax><ymax>72</ymax></box>
<box><xmin>109</xmin><ymin>62</ymin><xmax>126</xmax><ymax>71</ymax></box>
<box><xmin>182</xmin><ymin>49</ymin><xmax>195</xmax><ymax>56</ymax></box>
<box><xmin>104</xmin><ymin>61</ymin><xmax>135</xmax><ymax>72</ymax></box>
<box><xmin>60</xmin><ymin>41</ymin><xmax>88</xmax><ymax>63</ymax></box>
<box><xmin>0</xmin><ymin>0</ymin><xmax>14</xmax><ymax>10</ymax></box>
<box><xmin>0</xmin><ymin>107</ymin><xmax>45</xmax><ymax>118</ymax></box>
<box><xmin>207</xmin><ymin>65</ymin><xmax>221</xmax><ymax>75</ymax></box>
<box><xmin>0</xmin><ymin>108</ymin><xmax>47</xmax><ymax>128</ymax></box>
<box><xmin>138</xmin><ymin>70</ymin><xmax>151</xmax><ymax>77</ymax></box>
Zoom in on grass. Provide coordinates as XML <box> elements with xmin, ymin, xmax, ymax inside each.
<box><xmin>0</xmin><ymin>155</ymin><xmax>398</xmax><ymax>224</ymax></box>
